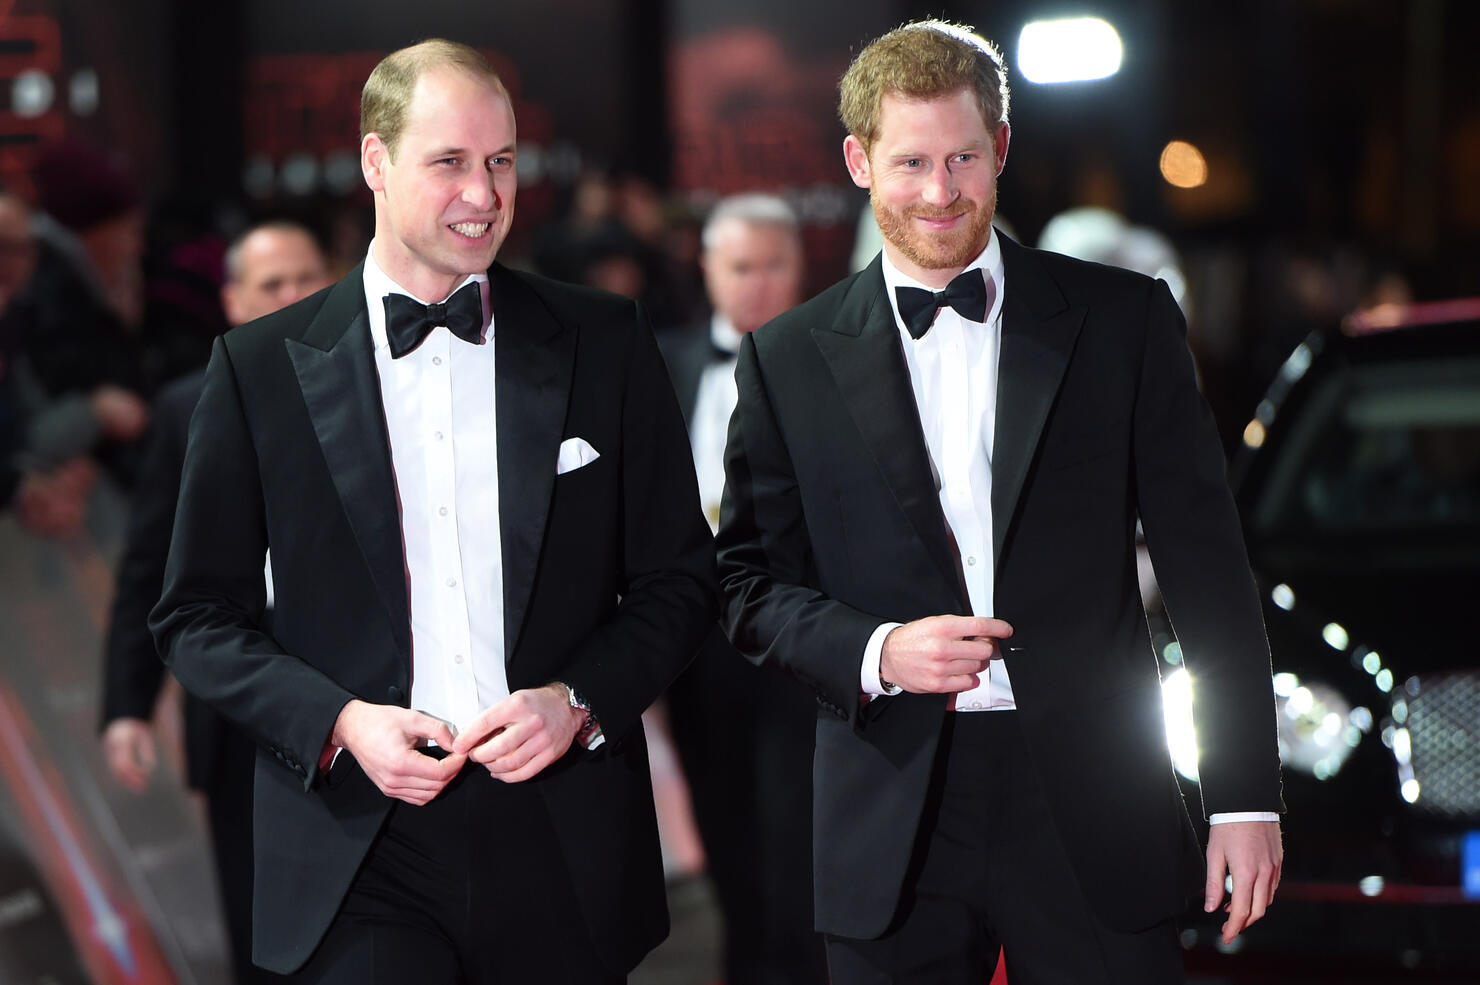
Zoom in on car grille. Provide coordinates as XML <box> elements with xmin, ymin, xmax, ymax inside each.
<box><xmin>1394</xmin><ymin>672</ymin><xmax>1480</xmax><ymax>818</ymax></box>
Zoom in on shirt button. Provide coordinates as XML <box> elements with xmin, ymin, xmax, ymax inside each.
<box><xmin>446</xmin><ymin>577</ymin><xmax>457</xmax><ymax>588</ymax></box>
<box><xmin>966</xmin><ymin>556</ymin><xmax>977</xmax><ymax>566</ymax></box>
<box><xmin>434</xmin><ymin>431</ymin><xmax>444</xmax><ymax>441</ymax></box>
<box><xmin>454</xmin><ymin>654</ymin><xmax>464</xmax><ymax>664</ymax></box>
<box><xmin>433</xmin><ymin>356</ymin><xmax>443</xmax><ymax>366</ymax></box>
<box><xmin>971</xmin><ymin>701</ymin><xmax>983</xmax><ymax>710</ymax></box>
<box><xmin>438</xmin><ymin>506</ymin><xmax>448</xmax><ymax>517</ymax></box>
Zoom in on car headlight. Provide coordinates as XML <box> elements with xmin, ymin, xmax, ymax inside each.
<box><xmin>1273</xmin><ymin>674</ymin><xmax>1361</xmax><ymax>779</ymax></box>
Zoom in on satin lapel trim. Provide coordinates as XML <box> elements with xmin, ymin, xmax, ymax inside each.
<box><xmin>812</xmin><ymin>264</ymin><xmax>964</xmax><ymax>606</ymax></box>
<box><xmin>491</xmin><ymin>267</ymin><xmax>575</xmax><ymax>661</ymax></box>
<box><xmin>285</xmin><ymin>270</ymin><xmax>410</xmax><ymax>658</ymax></box>
<box><xmin>991</xmin><ymin>241</ymin><xmax>1086</xmax><ymax>568</ymax></box>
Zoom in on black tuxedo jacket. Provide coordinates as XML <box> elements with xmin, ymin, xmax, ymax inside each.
<box><xmin>151</xmin><ymin>263</ymin><xmax>716</xmax><ymax>974</ymax></box>
<box><xmin>656</xmin><ymin>318</ymin><xmax>723</xmax><ymax>429</ymax></box>
<box><xmin>717</xmin><ymin>235</ymin><xmax>1283</xmax><ymax>939</ymax></box>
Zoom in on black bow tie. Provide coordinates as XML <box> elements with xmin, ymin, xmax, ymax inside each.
<box><xmin>894</xmin><ymin>269</ymin><xmax>993</xmax><ymax>340</ymax></box>
<box><xmin>383</xmin><ymin>282</ymin><xmax>484</xmax><ymax>359</ymax></box>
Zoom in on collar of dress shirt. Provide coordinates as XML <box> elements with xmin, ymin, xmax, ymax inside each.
<box><xmin>708</xmin><ymin>312</ymin><xmax>743</xmax><ymax>356</ymax></box>
<box><xmin>361</xmin><ymin>241</ymin><xmax>492</xmax><ymax>354</ymax></box>
<box><xmin>879</xmin><ymin>228</ymin><xmax>1005</xmax><ymax>340</ymax></box>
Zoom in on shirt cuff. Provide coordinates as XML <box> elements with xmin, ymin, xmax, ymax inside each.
<box><xmin>578</xmin><ymin>719</ymin><xmax>605</xmax><ymax>750</ymax></box>
<box><xmin>861</xmin><ymin>622</ymin><xmax>904</xmax><ymax>696</ymax></box>
<box><xmin>1208</xmin><ymin>811</ymin><xmax>1280</xmax><ymax>824</ymax></box>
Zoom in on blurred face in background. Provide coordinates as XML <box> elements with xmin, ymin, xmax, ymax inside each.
<box><xmin>0</xmin><ymin>194</ymin><xmax>37</xmax><ymax>314</ymax></box>
<box><xmin>362</xmin><ymin>65</ymin><xmax>516</xmax><ymax>302</ymax></box>
<box><xmin>81</xmin><ymin>207</ymin><xmax>147</xmax><ymax>328</ymax></box>
<box><xmin>844</xmin><ymin>88</ymin><xmax>1008</xmax><ymax>288</ymax></box>
<box><xmin>222</xmin><ymin>227</ymin><xmax>333</xmax><ymax>326</ymax></box>
<box><xmin>702</xmin><ymin>217</ymin><xmax>803</xmax><ymax>335</ymax></box>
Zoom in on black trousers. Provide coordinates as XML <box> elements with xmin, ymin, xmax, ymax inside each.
<box><xmin>287</xmin><ymin>761</ymin><xmax>622</xmax><ymax>985</ymax></box>
<box><xmin>204</xmin><ymin>726</ymin><xmax>286</xmax><ymax>984</ymax></box>
<box><xmin>825</xmin><ymin>711</ymin><xmax>1185</xmax><ymax>985</ymax></box>
<box><xmin>666</xmin><ymin>630</ymin><xmax>827</xmax><ymax>985</ymax></box>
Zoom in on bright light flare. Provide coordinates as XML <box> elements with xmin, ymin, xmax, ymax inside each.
<box><xmin>1160</xmin><ymin>141</ymin><xmax>1208</xmax><ymax>189</ymax></box>
<box><xmin>1162</xmin><ymin>668</ymin><xmax>1200</xmax><ymax>781</ymax></box>
<box><xmin>1018</xmin><ymin>18</ymin><xmax>1123</xmax><ymax>84</ymax></box>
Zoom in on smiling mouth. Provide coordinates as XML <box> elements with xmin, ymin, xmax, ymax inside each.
<box><xmin>449</xmin><ymin>221</ymin><xmax>492</xmax><ymax>239</ymax></box>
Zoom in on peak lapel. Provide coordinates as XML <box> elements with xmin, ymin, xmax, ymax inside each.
<box><xmin>992</xmin><ymin>237</ymin><xmax>1086</xmax><ymax>568</ymax></box>
<box><xmin>285</xmin><ymin>265</ymin><xmax>410</xmax><ymax>658</ymax></box>
<box><xmin>490</xmin><ymin>266</ymin><xmax>576</xmax><ymax>660</ymax></box>
<box><xmin>812</xmin><ymin>260</ymin><xmax>965</xmax><ymax>607</ymax></box>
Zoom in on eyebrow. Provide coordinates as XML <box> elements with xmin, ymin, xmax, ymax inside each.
<box><xmin>888</xmin><ymin>140</ymin><xmax>989</xmax><ymax>157</ymax></box>
<box><xmin>427</xmin><ymin>144</ymin><xmax>517</xmax><ymax>157</ymax></box>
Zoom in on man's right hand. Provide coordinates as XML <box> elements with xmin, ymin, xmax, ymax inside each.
<box><xmin>90</xmin><ymin>385</ymin><xmax>149</xmax><ymax>441</ymax></box>
<box><xmin>102</xmin><ymin>717</ymin><xmax>157</xmax><ymax>792</ymax></box>
<box><xmin>879</xmin><ymin>615</ymin><xmax>1014</xmax><ymax>694</ymax></box>
<box><xmin>329</xmin><ymin>699</ymin><xmax>466</xmax><ymax>805</ymax></box>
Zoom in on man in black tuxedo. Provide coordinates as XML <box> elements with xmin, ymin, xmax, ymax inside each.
<box><xmin>151</xmin><ymin>40</ymin><xmax>714</xmax><ymax>984</ymax></box>
<box><xmin>660</xmin><ymin>194</ymin><xmax>826</xmax><ymax>985</ymax></box>
<box><xmin>101</xmin><ymin>219</ymin><xmax>332</xmax><ymax>983</ymax></box>
<box><xmin>717</xmin><ymin>21</ymin><xmax>1283</xmax><ymax>984</ymax></box>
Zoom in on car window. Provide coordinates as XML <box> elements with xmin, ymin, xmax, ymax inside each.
<box><xmin>1251</xmin><ymin>357</ymin><xmax>1480</xmax><ymax>534</ymax></box>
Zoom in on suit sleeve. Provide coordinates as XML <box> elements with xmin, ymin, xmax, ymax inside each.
<box><xmin>99</xmin><ymin>381</ymin><xmax>193</xmax><ymax>727</ymax></box>
<box><xmin>1132</xmin><ymin>278</ymin><xmax>1284</xmax><ymax>817</ymax></box>
<box><xmin>555</xmin><ymin>308</ymin><xmax>718</xmax><ymax>744</ymax></box>
<box><xmin>716</xmin><ymin>333</ymin><xmax>882</xmax><ymax>725</ymax></box>
<box><xmin>149</xmin><ymin>338</ymin><xmax>355</xmax><ymax>791</ymax></box>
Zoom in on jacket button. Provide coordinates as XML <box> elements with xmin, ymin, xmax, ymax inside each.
<box><xmin>387</xmin><ymin>685</ymin><xmax>404</xmax><ymax>703</ymax></box>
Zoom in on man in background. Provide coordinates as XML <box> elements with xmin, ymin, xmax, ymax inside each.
<box><xmin>662</xmin><ymin>193</ymin><xmax>827</xmax><ymax>985</ymax></box>
<box><xmin>101</xmin><ymin>220</ymin><xmax>332</xmax><ymax>984</ymax></box>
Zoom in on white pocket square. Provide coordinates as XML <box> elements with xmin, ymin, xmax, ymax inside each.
<box><xmin>556</xmin><ymin>436</ymin><xmax>601</xmax><ymax>475</ymax></box>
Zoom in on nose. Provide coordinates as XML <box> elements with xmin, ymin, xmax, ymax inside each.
<box><xmin>462</xmin><ymin>168</ymin><xmax>496</xmax><ymax>212</ymax></box>
<box><xmin>921</xmin><ymin>166</ymin><xmax>957</xmax><ymax>209</ymax></box>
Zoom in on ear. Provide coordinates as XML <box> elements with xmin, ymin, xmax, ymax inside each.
<box><xmin>220</xmin><ymin>284</ymin><xmax>243</xmax><ymax>327</ymax></box>
<box><xmin>843</xmin><ymin>135</ymin><xmax>873</xmax><ymax>190</ymax></box>
<box><xmin>362</xmin><ymin>133</ymin><xmax>389</xmax><ymax>192</ymax></box>
<box><xmin>993</xmin><ymin>122</ymin><xmax>1011</xmax><ymax>176</ymax></box>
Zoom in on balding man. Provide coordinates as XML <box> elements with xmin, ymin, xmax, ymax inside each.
<box><xmin>662</xmin><ymin>193</ymin><xmax>826</xmax><ymax>985</ymax></box>
<box><xmin>151</xmin><ymin>41</ymin><xmax>713</xmax><ymax>983</ymax></box>
<box><xmin>101</xmin><ymin>219</ymin><xmax>331</xmax><ymax>985</ymax></box>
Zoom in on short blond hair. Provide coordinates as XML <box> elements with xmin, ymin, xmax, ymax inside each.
<box><xmin>839</xmin><ymin>20</ymin><xmax>1010</xmax><ymax>154</ymax></box>
<box><xmin>360</xmin><ymin>39</ymin><xmax>506</xmax><ymax>161</ymax></box>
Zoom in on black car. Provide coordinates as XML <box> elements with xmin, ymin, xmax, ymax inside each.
<box><xmin>1158</xmin><ymin>299</ymin><xmax>1480</xmax><ymax>976</ymax></box>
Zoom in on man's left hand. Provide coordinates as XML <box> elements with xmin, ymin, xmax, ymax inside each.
<box><xmin>452</xmin><ymin>684</ymin><xmax>583</xmax><ymax>783</ymax></box>
<box><xmin>1205</xmin><ymin>820</ymin><xmax>1282</xmax><ymax>944</ymax></box>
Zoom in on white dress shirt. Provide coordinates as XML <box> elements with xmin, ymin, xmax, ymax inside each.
<box><xmin>689</xmin><ymin>315</ymin><xmax>743</xmax><ymax>532</ymax></box>
<box><xmin>854</xmin><ymin>233</ymin><xmax>1276</xmax><ymax>825</ymax></box>
<box><xmin>859</xmin><ymin>234</ymin><xmax>1014</xmax><ymax>712</ymax></box>
<box><xmin>362</xmin><ymin>247</ymin><xmax>508</xmax><ymax>735</ymax></box>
